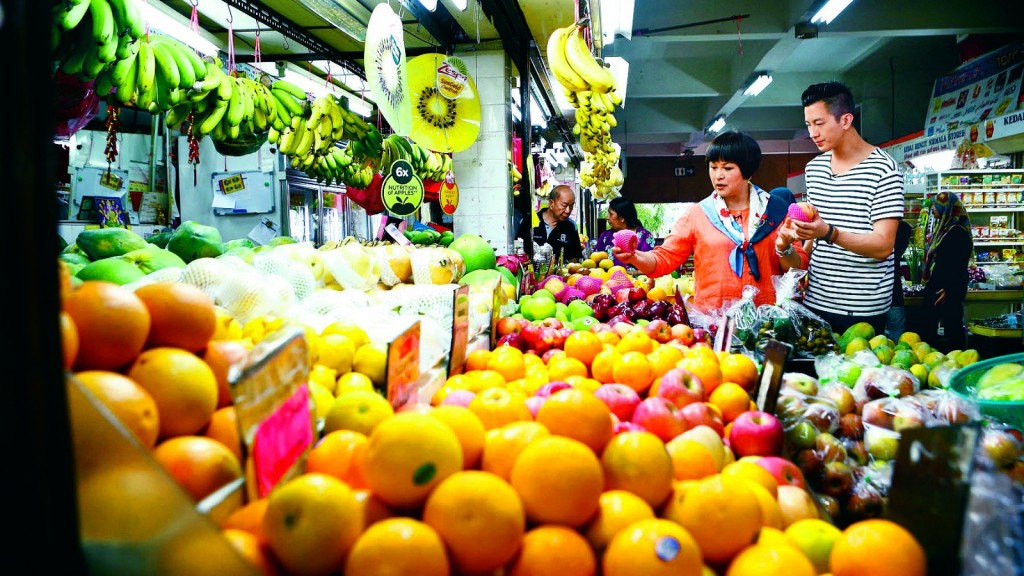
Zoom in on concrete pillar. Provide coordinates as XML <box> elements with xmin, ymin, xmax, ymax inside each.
<box><xmin>451</xmin><ymin>49</ymin><xmax>514</xmax><ymax>256</ymax></box>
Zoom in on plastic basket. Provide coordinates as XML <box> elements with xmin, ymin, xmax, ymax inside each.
<box><xmin>949</xmin><ymin>352</ymin><xmax>1024</xmax><ymax>430</ymax></box>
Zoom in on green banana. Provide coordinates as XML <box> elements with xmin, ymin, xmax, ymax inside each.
<box><xmin>225</xmin><ymin>77</ymin><xmax>244</xmax><ymax>126</ymax></box>
<box><xmin>94</xmin><ymin>65</ymin><xmax>116</xmax><ymax>97</ymax></box>
<box><xmin>60</xmin><ymin>0</ymin><xmax>92</xmax><ymax>31</ymax></box>
<box><xmin>165</xmin><ymin>102</ymin><xmax>192</xmax><ymax>128</ymax></box>
<box><xmin>88</xmin><ymin>0</ymin><xmax>115</xmax><ymax>47</ymax></box>
<box><xmin>107</xmin><ymin>0</ymin><xmax>141</xmax><ymax>39</ymax></box>
<box><xmin>216</xmin><ymin>70</ymin><xmax>234</xmax><ymax>101</ymax></box>
<box><xmin>149</xmin><ymin>39</ymin><xmax>181</xmax><ymax>92</ymax></box>
<box><xmin>272</xmin><ymin>88</ymin><xmax>304</xmax><ymax>117</ymax></box>
<box><xmin>198</xmin><ymin>101</ymin><xmax>229</xmax><ymax>135</ymax></box>
<box><xmin>115</xmin><ymin>32</ymin><xmax>137</xmax><ymax>59</ymax></box>
<box><xmin>134</xmin><ymin>40</ymin><xmax>156</xmax><ymax>110</ymax></box>
<box><xmin>152</xmin><ymin>36</ymin><xmax>195</xmax><ymax>89</ymax></box>
<box><xmin>114</xmin><ymin>52</ymin><xmax>138</xmax><ymax>104</ymax></box>
<box><xmin>190</xmin><ymin>61</ymin><xmax>223</xmax><ymax>96</ymax></box>
<box><xmin>271</xmin><ymin>79</ymin><xmax>307</xmax><ymax>100</ymax></box>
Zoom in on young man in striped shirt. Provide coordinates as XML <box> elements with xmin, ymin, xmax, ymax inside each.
<box><xmin>787</xmin><ymin>81</ymin><xmax>904</xmax><ymax>336</ymax></box>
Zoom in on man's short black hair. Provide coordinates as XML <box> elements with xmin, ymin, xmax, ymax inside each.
<box><xmin>706</xmin><ymin>130</ymin><xmax>762</xmax><ymax>180</ymax></box>
<box><xmin>802</xmin><ymin>80</ymin><xmax>856</xmax><ymax>119</ymax></box>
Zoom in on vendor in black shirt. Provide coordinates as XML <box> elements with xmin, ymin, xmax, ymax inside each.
<box><xmin>532</xmin><ymin>185</ymin><xmax>583</xmax><ymax>262</ymax></box>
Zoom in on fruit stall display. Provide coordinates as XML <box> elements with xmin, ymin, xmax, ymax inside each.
<box><xmin>59</xmin><ymin>216</ymin><xmax>1024</xmax><ymax>575</ymax></box>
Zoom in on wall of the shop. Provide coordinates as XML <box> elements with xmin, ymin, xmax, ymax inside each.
<box><xmin>451</xmin><ymin>50</ymin><xmax>515</xmax><ymax>256</ymax></box>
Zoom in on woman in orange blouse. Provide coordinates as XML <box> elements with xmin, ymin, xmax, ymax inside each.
<box><xmin>614</xmin><ymin>131</ymin><xmax>808</xmax><ymax>310</ymax></box>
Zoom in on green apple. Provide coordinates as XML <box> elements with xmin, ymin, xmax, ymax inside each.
<box><xmin>566</xmin><ymin>300</ymin><xmax>595</xmax><ymax>321</ymax></box>
<box><xmin>531</xmin><ymin>288</ymin><xmax>556</xmax><ymax>302</ymax></box>
<box><xmin>837</xmin><ymin>364</ymin><xmax>863</xmax><ymax>388</ymax></box>
<box><xmin>572</xmin><ymin>316</ymin><xmax>600</xmax><ymax>332</ymax></box>
<box><xmin>521</xmin><ymin>297</ymin><xmax>556</xmax><ymax>321</ymax></box>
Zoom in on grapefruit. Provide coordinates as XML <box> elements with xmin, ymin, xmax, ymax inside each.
<box><xmin>449</xmin><ymin>233</ymin><xmax>496</xmax><ymax>273</ymax></box>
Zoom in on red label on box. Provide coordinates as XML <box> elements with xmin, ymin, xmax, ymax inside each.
<box><xmin>253</xmin><ymin>384</ymin><xmax>315</xmax><ymax>497</ymax></box>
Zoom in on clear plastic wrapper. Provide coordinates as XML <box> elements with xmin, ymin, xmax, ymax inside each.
<box><xmin>724</xmin><ymin>285</ymin><xmax>760</xmax><ymax>350</ymax></box>
<box><xmin>851</xmin><ymin>364</ymin><xmax>921</xmax><ymax>405</ymax></box>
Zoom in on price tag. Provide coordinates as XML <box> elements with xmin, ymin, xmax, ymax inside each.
<box><xmin>252</xmin><ymin>384</ymin><xmax>315</xmax><ymax>497</ymax></box>
<box><xmin>755</xmin><ymin>340</ymin><xmax>791</xmax><ymax>413</ymax></box>
<box><xmin>381</xmin><ymin>159</ymin><xmax>424</xmax><ymax>217</ymax></box>
<box><xmin>99</xmin><ymin>171</ymin><xmax>124</xmax><ymax>191</ymax></box>
<box><xmin>218</xmin><ymin>174</ymin><xmax>247</xmax><ymax>194</ymax></box>
<box><xmin>886</xmin><ymin>423</ymin><xmax>982</xmax><ymax>576</ymax></box>
<box><xmin>386</xmin><ymin>320</ymin><xmax>421</xmax><ymax>409</ymax></box>
<box><xmin>449</xmin><ymin>285</ymin><xmax>470</xmax><ymax>376</ymax></box>
<box><xmin>440</xmin><ymin>173</ymin><xmax>459</xmax><ymax>215</ymax></box>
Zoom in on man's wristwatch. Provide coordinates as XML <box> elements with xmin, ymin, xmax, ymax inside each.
<box><xmin>824</xmin><ymin>224</ymin><xmax>836</xmax><ymax>245</ymax></box>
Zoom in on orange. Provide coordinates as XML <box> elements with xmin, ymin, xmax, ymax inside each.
<box><xmin>353</xmin><ymin>488</ymin><xmax>393</xmax><ymax>527</ymax></box>
<box><xmin>509</xmin><ymin>436</ymin><xmax>603</xmax><ymax>527</ymax></box>
<box><xmin>720</xmin><ymin>459</ymin><xmax>779</xmax><ymax>498</ymax></box>
<box><xmin>615</xmin><ymin>330</ymin><xmax>653</xmax><ymax>354</ymax></box>
<box><xmin>660</xmin><ymin>479</ymin><xmax>701</xmax><ymax>525</ymax></box>
<box><xmin>60</xmin><ymin>310</ymin><xmax>79</xmax><ymax>370</ymax></box>
<box><xmin>335</xmin><ymin>371</ymin><xmax>375</xmax><ymax>396</ymax></box>
<box><xmin>547</xmin><ymin>356</ymin><xmax>589</xmax><ymax>381</ymax></box>
<box><xmin>344</xmin><ymin>518</ymin><xmax>449</xmax><ymax>576</ymax></box>
<box><xmin>221</xmin><ymin>528</ymin><xmax>281</xmax><ymax>576</ymax></box>
<box><xmin>305</xmin><ymin>429</ymin><xmax>369</xmax><ymax>489</ymax></box>
<box><xmin>829</xmin><ymin>519</ymin><xmax>926</xmax><ymax>576</ymax></box>
<box><xmin>590</xmin><ymin>348</ymin><xmax>620</xmax><ymax>384</ymax></box>
<box><xmin>463</xmin><ymin>369</ymin><xmax>507</xmax><ymax>393</ymax></box>
<box><xmin>720</xmin><ymin>353</ymin><xmax>760</xmax><ymax>392</ymax></box>
<box><xmin>677</xmin><ymin>356</ymin><xmax>723</xmax><ymax>396</ymax></box>
<box><xmin>487</xmin><ymin>345</ymin><xmax>526</xmax><ymax>382</ymax></box>
<box><xmin>584</xmin><ymin>489</ymin><xmax>656</xmax><ymax>553</ymax></box>
<box><xmin>263</xmin><ymin>472</ymin><xmax>363</xmax><ymax>576</ymax></box>
<box><xmin>65</xmin><ymin>280</ymin><xmax>150</xmax><ymax>371</ymax></box>
<box><xmin>509</xmin><ymin>524</ymin><xmax>598</xmax><ymax>576</ymax></box>
<box><xmin>76</xmin><ymin>464</ymin><xmax>181</xmax><ymax>543</ymax></box>
<box><xmin>595</xmin><ymin>329</ymin><xmax>621</xmax><ymax>347</ymax></box>
<box><xmin>725</xmin><ymin>541</ymin><xmax>816</xmax><ymax>576</ymax></box>
<box><xmin>135</xmin><ymin>281</ymin><xmax>217</xmax><ymax>353</ymax></box>
<box><xmin>315</xmin><ymin>333</ymin><xmax>357</xmax><ymax>374</ymax></box>
<box><xmin>468</xmin><ymin>386</ymin><xmax>532</xmax><ymax>430</ymax></box>
<box><xmin>203</xmin><ymin>405</ymin><xmax>242</xmax><ymax>461</ymax></box>
<box><xmin>363</xmin><ymin>412</ymin><xmax>463</xmax><ymax>510</ymax></box>
<box><xmin>600</xmin><ymin>430</ymin><xmax>673</xmax><ymax>508</ymax></box>
<box><xmin>602</xmin><ymin>518</ymin><xmax>703</xmax><ymax>576</ymax></box>
<box><xmin>428</xmin><ymin>405</ymin><xmax>487</xmax><ymax>469</ymax></box>
<box><xmin>481</xmin><ymin>421</ymin><xmax>550</xmax><ymax>480</ymax></box>
<box><xmin>423</xmin><ymin>470</ymin><xmax>526</xmax><ymax>574</ymax></box>
<box><xmin>565</xmin><ymin>375</ymin><xmax>602</xmax><ymax>393</ymax></box>
<box><xmin>221</xmin><ymin>497</ymin><xmax>270</xmax><ymax>545</ymax></box>
<box><xmin>535</xmin><ymin>388</ymin><xmax>614</xmax><ymax>453</ymax></box>
<box><xmin>613</xmin><ymin>351</ymin><xmax>654</xmax><ymax>394</ymax></box>
<box><xmin>466</xmin><ymin>348</ymin><xmax>492</xmax><ymax>371</ymax></box>
<box><xmin>201</xmin><ymin>339</ymin><xmax>250</xmax><ymax>408</ymax></box>
<box><xmin>323</xmin><ymin>389</ymin><xmax>395</xmax><ymax>436</ymax></box>
<box><xmin>564</xmin><ymin>330</ymin><xmax>603</xmax><ymax>367</ymax></box>
<box><xmin>544</xmin><ymin>350</ymin><xmax>567</xmax><ymax>364</ymax></box>
<box><xmin>648</xmin><ymin>345</ymin><xmax>684</xmax><ymax>379</ymax></box>
<box><xmin>745</xmin><ymin>480</ymin><xmax>784</xmax><ymax>530</ymax></box>
<box><xmin>676</xmin><ymin>475</ymin><xmax>763</xmax><ymax>565</ymax></box>
<box><xmin>127</xmin><ymin>347</ymin><xmax>219</xmax><ymax>438</ymax></box>
<box><xmin>664</xmin><ymin>437</ymin><xmax>719</xmax><ymax>481</ymax></box>
<box><xmin>73</xmin><ymin>370</ymin><xmax>160</xmax><ymax>450</ymax></box>
<box><xmin>687</xmin><ymin>343</ymin><xmax>719</xmax><ymax>362</ymax></box>
<box><xmin>708</xmin><ymin>382</ymin><xmax>751</xmax><ymax>423</ymax></box>
<box><xmin>152</xmin><ymin>435</ymin><xmax>244</xmax><ymax>502</ymax></box>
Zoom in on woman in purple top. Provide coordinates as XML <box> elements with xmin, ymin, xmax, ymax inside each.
<box><xmin>596</xmin><ymin>197</ymin><xmax>655</xmax><ymax>266</ymax></box>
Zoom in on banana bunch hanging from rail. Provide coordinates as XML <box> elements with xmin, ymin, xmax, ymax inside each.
<box><xmin>53</xmin><ymin>0</ymin><xmax>147</xmax><ymax>84</ymax></box>
<box><xmin>380</xmin><ymin>134</ymin><xmax>452</xmax><ymax>183</ymax></box>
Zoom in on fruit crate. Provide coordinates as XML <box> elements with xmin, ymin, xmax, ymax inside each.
<box><xmin>949</xmin><ymin>352</ymin><xmax>1024</xmax><ymax>430</ymax></box>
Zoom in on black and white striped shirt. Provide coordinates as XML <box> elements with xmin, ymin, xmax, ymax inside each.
<box><xmin>804</xmin><ymin>148</ymin><xmax>905</xmax><ymax>316</ymax></box>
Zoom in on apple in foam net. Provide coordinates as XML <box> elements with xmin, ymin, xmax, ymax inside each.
<box><xmin>656</xmin><ymin>368</ymin><xmax>705</xmax><ymax>409</ymax></box>
<box><xmin>728</xmin><ymin>410</ymin><xmax>784</xmax><ymax>457</ymax></box>
<box><xmin>594</xmin><ymin>383</ymin><xmax>643</xmax><ymax>422</ymax></box>
<box><xmin>631</xmin><ymin>397</ymin><xmax>685</xmax><ymax>442</ymax></box>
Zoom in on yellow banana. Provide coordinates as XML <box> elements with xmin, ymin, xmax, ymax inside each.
<box><xmin>225</xmin><ymin>77</ymin><xmax>244</xmax><ymax>127</ymax></box>
<box><xmin>565</xmin><ymin>25</ymin><xmax>615</xmax><ymax>94</ymax></box>
<box><xmin>547</xmin><ymin>26</ymin><xmax>589</xmax><ymax>92</ymax></box>
<box><xmin>199</xmin><ymin>100</ymin><xmax>229</xmax><ymax>135</ymax></box>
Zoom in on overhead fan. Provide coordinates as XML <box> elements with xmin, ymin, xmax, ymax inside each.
<box><xmin>407</xmin><ymin>53</ymin><xmax>481</xmax><ymax>153</ymax></box>
<box><xmin>364</xmin><ymin>3</ymin><xmax>412</xmax><ymax>136</ymax></box>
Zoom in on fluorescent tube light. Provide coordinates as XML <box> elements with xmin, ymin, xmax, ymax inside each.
<box><xmin>743</xmin><ymin>73</ymin><xmax>773</xmax><ymax>97</ymax></box>
<box><xmin>811</xmin><ymin>0</ymin><xmax>854</xmax><ymax>25</ymax></box>
<box><xmin>295</xmin><ymin>0</ymin><xmax>369</xmax><ymax>42</ymax></box>
<box><xmin>347</xmin><ymin>98</ymin><xmax>374</xmax><ymax>118</ymax></box>
<box><xmin>418</xmin><ymin>0</ymin><xmax>438</xmax><ymax>11</ymax></box>
<box><xmin>137</xmin><ymin>1</ymin><xmax>219</xmax><ymax>56</ymax></box>
<box><xmin>707</xmin><ymin>115</ymin><xmax>726</xmax><ymax>134</ymax></box>
<box><xmin>450</xmin><ymin>0</ymin><xmax>469</xmax><ymax>10</ymax></box>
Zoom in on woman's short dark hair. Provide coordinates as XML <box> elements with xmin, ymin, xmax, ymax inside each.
<box><xmin>608</xmin><ymin>197</ymin><xmax>642</xmax><ymax>228</ymax></box>
<box><xmin>706</xmin><ymin>130</ymin><xmax>761</xmax><ymax>179</ymax></box>
<box><xmin>801</xmin><ymin>81</ymin><xmax>856</xmax><ymax>119</ymax></box>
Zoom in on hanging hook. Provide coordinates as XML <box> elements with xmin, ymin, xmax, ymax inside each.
<box><xmin>282</xmin><ymin>35</ymin><xmax>290</xmax><ymax>51</ymax></box>
<box><xmin>225</xmin><ymin>5</ymin><xmax>233</xmax><ymax>24</ymax></box>
<box><xmin>190</xmin><ymin>0</ymin><xmax>199</xmax><ymax>7</ymax></box>
<box><xmin>255</xmin><ymin>21</ymin><xmax>260</xmax><ymax>38</ymax></box>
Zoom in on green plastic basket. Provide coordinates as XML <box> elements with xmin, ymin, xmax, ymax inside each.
<box><xmin>949</xmin><ymin>352</ymin><xmax>1024</xmax><ymax>430</ymax></box>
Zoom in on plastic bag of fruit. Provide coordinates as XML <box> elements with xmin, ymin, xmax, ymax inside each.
<box><xmin>851</xmin><ymin>364</ymin><xmax>921</xmax><ymax>404</ymax></box>
<box><xmin>771</xmin><ymin>268</ymin><xmax>837</xmax><ymax>357</ymax></box>
<box><xmin>724</xmin><ymin>284</ymin><xmax>761</xmax><ymax>350</ymax></box>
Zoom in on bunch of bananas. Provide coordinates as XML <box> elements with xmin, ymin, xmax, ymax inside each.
<box><xmin>381</xmin><ymin>135</ymin><xmax>452</xmax><ymax>183</ymax></box>
<box><xmin>546</xmin><ymin>23</ymin><xmax>625</xmax><ymax>199</ymax></box>
<box><xmin>53</xmin><ymin>0</ymin><xmax>145</xmax><ymax>83</ymax></box>
<box><xmin>272</xmin><ymin>88</ymin><xmax>349</xmax><ymax>166</ymax></box>
<box><xmin>303</xmin><ymin>144</ymin><xmax>376</xmax><ymax>190</ymax></box>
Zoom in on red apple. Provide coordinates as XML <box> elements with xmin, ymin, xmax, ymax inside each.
<box><xmin>656</xmin><ymin>368</ymin><xmax>705</xmax><ymax>409</ymax></box>
<box><xmin>540</xmin><ymin>348</ymin><xmax>562</xmax><ymax>364</ymax></box>
<box><xmin>533</xmin><ymin>327</ymin><xmax>562</xmax><ymax>355</ymax></box>
<box><xmin>820</xmin><ymin>384</ymin><xmax>856</xmax><ymax>416</ymax></box>
<box><xmin>670</xmin><ymin>323</ymin><xmax>697</xmax><ymax>345</ymax></box>
<box><xmin>678</xmin><ymin>401</ymin><xmax>724</xmax><ymax>437</ymax></box>
<box><xmin>614</xmin><ymin>288</ymin><xmax>632</xmax><ymax>304</ymax></box>
<box><xmin>440</xmin><ymin>389</ymin><xmax>476</xmax><ymax>408</ymax></box>
<box><xmin>631</xmin><ymin>397</ymin><xmax>685</xmax><ymax>442</ymax></box>
<box><xmin>594</xmin><ymin>383</ymin><xmax>643</xmax><ymax>422</ymax></box>
<box><xmin>525</xmin><ymin>395</ymin><xmax>546</xmax><ymax>418</ymax></box>
<box><xmin>535</xmin><ymin>381</ymin><xmax>573</xmax><ymax>398</ymax></box>
<box><xmin>539</xmin><ymin>317</ymin><xmax>563</xmax><ymax>330</ymax></box>
<box><xmin>781</xmin><ymin>373</ymin><xmax>819</xmax><ymax>397</ymax></box>
<box><xmin>614</xmin><ymin>420</ymin><xmax>647</xmax><ymax>434</ymax></box>
<box><xmin>861</xmin><ymin>398</ymin><xmax>896</xmax><ymax>430</ymax></box>
<box><xmin>495</xmin><ymin>316</ymin><xmax>525</xmax><ymax>337</ymax></box>
<box><xmin>612</xmin><ymin>321</ymin><xmax>634</xmax><ymax>337</ymax></box>
<box><xmin>728</xmin><ymin>410</ymin><xmax>784</xmax><ymax>457</ymax></box>
<box><xmin>520</xmin><ymin>322</ymin><xmax>542</xmax><ymax>349</ymax></box>
<box><xmin>777</xmin><ymin>485</ymin><xmax>822</xmax><ymax>528</ymax></box>
<box><xmin>495</xmin><ymin>332</ymin><xmax>526</xmax><ymax>351</ymax></box>
<box><xmin>645</xmin><ymin>319</ymin><xmax>673</xmax><ymax>344</ymax></box>
<box><xmin>691</xmin><ymin>327</ymin><xmax>710</xmax><ymax>345</ymax></box>
<box><xmin>750</xmin><ymin>455</ymin><xmax>807</xmax><ymax>490</ymax></box>
<box><xmin>628</xmin><ymin>286</ymin><xmax>647</xmax><ymax>304</ymax></box>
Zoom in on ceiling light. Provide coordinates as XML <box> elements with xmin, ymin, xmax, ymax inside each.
<box><xmin>417</xmin><ymin>0</ymin><xmax>438</xmax><ymax>11</ymax></box>
<box><xmin>137</xmin><ymin>2</ymin><xmax>219</xmax><ymax>56</ymax></box>
<box><xmin>810</xmin><ymin>0</ymin><xmax>854</xmax><ymax>25</ymax></box>
<box><xmin>347</xmin><ymin>98</ymin><xmax>374</xmax><ymax>118</ymax></box>
<box><xmin>743</xmin><ymin>72</ymin><xmax>773</xmax><ymax>97</ymax></box>
<box><xmin>601</xmin><ymin>0</ymin><xmax>635</xmax><ymax>46</ymax></box>
<box><xmin>295</xmin><ymin>0</ymin><xmax>369</xmax><ymax>42</ymax></box>
<box><xmin>450</xmin><ymin>0</ymin><xmax>469</xmax><ymax>10</ymax></box>
<box><xmin>707</xmin><ymin>115</ymin><xmax>726</xmax><ymax>134</ymax></box>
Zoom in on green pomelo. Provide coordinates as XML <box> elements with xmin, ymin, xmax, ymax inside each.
<box><xmin>119</xmin><ymin>246</ymin><xmax>187</xmax><ymax>275</ymax></box>
<box><xmin>868</xmin><ymin>334</ymin><xmax>889</xmax><ymax>350</ymax></box>
<box><xmin>75</xmin><ymin>227</ymin><xmax>148</xmax><ymax>260</ymax></box>
<box><xmin>891</xmin><ymin>349</ymin><xmax>917</xmax><ymax>369</ymax></box>
<box><xmin>844</xmin><ymin>337</ymin><xmax>870</xmax><ymax>356</ymax></box>
<box><xmin>873</xmin><ymin>344</ymin><xmax>895</xmax><ymax>365</ymax></box>
<box><xmin>449</xmin><ymin>233</ymin><xmax>497</xmax><ymax>274</ymax></box>
<box><xmin>76</xmin><ymin>257</ymin><xmax>146</xmax><ymax>285</ymax></box>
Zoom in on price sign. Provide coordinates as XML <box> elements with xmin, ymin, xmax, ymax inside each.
<box><xmin>449</xmin><ymin>285</ymin><xmax>470</xmax><ymax>376</ymax></box>
<box><xmin>218</xmin><ymin>174</ymin><xmax>247</xmax><ymax>194</ymax></box>
<box><xmin>440</xmin><ymin>172</ymin><xmax>459</xmax><ymax>215</ymax></box>
<box><xmin>386</xmin><ymin>320</ymin><xmax>421</xmax><ymax>409</ymax></box>
<box><xmin>382</xmin><ymin>159</ymin><xmax>424</xmax><ymax>217</ymax></box>
<box><xmin>754</xmin><ymin>340</ymin><xmax>791</xmax><ymax>413</ymax></box>
<box><xmin>99</xmin><ymin>171</ymin><xmax>124</xmax><ymax>191</ymax></box>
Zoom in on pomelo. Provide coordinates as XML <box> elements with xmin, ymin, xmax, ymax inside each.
<box><xmin>449</xmin><ymin>233</ymin><xmax>496</xmax><ymax>274</ymax></box>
